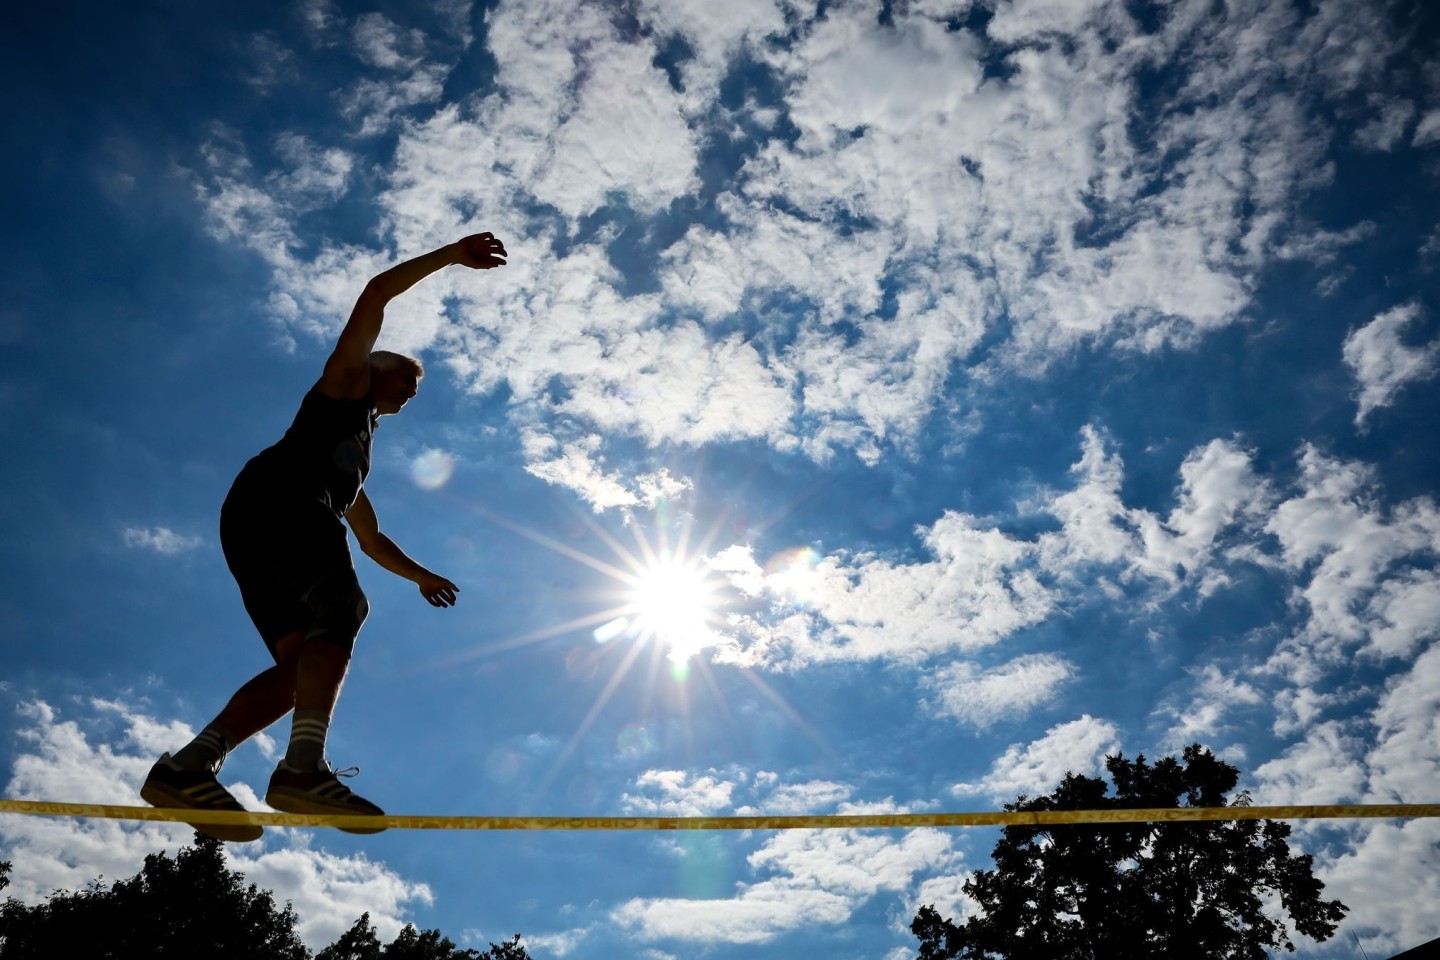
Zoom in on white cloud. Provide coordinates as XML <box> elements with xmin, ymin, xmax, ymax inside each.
<box><xmin>480</xmin><ymin>0</ymin><xmax>699</xmax><ymax>223</ymax></box>
<box><xmin>632</xmin><ymin>0</ymin><xmax>792</xmax><ymax>114</ymax></box>
<box><xmin>1252</xmin><ymin>720</ymin><xmax>1368</xmax><ymax>806</ymax></box>
<box><xmin>352</xmin><ymin>13</ymin><xmax>427</xmax><ymax>71</ymax></box>
<box><xmin>613</xmin><ymin>818</ymin><xmax>957</xmax><ymax>945</ymax></box>
<box><xmin>1353</xmin><ymin>97</ymin><xmax>1411</xmax><ymax>151</ymax></box>
<box><xmin>710</xmin><ymin>428</ymin><xmax>1286</xmax><ymax>671</ymax></box>
<box><xmin>1264</xmin><ymin>446</ymin><xmax>1440</xmax><ymax>666</ymax></box>
<box><xmin>1364</xmin><ymin>642</ymin><xmax>1440</xmax><ymax>805</ymax></box>
<box><xmin>1325</xmin><ymin>820</ymin><xmax>1440</xmax><ymax>957</ymax></box>
<box><xmin>520</xmin><ymin>429</ymin><xmax>692</xmax><ymax>512</ymax></box>
<box><xmin>1157</xmin><ymin>663</ymin><xmax>1264</xmax><ymax>748</ymax></box>
<box><xmin>920</xmin><ymin>654</ymin><xmax>1076</xmax><ymax>728</ymax></box>
<box><xmin>715</xmin><ymin>511</ymin><xmax>1053</xmax><ymax>668</ymax></box>
<box><xmin>906</xmin><ymin>870</ymin><xmax>981</xmax><ymax>930</ymax></box>
<box><xmin>298</xmin><ymin>0</ymin><xmax>339</xmax><ymax>37</ymax></box>
<box><xmin>1035</xmin><ymin>428</ymin><xmax>1270</xmax><ymax>596</ymax></box>
<box><xmin>610</xmin><ymin>771</ymin><xmax>958</xmax><ymax>947</ymax></box>
<box><xmin>271</xmin><ymin>133</ymin><xmax>355</xmax><ymax>204</ymax></box>
<box><xmin>951</xmin><ymin>715</ymin><xmax>1120</xmax><ymax>800</ymax></box>
<box><xmin>986</xmin><ymin>0</ymin><xmax>1118</xmax><ymax>44</ymax></box>
<box><xmin>1342</xmin><ymin>302</ymin><xmax>1440</xmax><ymax>428</ymax></box>
<box><xmin>0</xmin><ymin>699</ymin><xmax>433</xmax><ymax>951</ymax></box>
<box><xmin>1253</xmin><ymin>645</ymin><xmax>1440</xmax><ymax>955</ymax></box>
<box><xmin>621</xmin><ymin>769</ymin><xmax>736</xmax><ymax>816</ymax></box>
<box><xmin>343</xmin><ymin>66</ymin><xmax>452</xmax><ymax>137</ymax></box>
<box><xmin>521</xmin><ymin>929</ymin><xmax>588</xmax><ymax>957</ymax></box>
<box><xmin>188</xmin><ymin>0</ymin><xmax>1409</xmax><ymax>480</ymax></box>
<box><xmin>1352</xmin><ymin>97</ymin><xmax>1416</xmax><ymax>151</ymax></box>
<box><xmin>522</xmin><ymin>432</ymin><xmax>653</xmax><ymax>512</ymax></box>
<box><xmin>120</xmin><ymin>526</ymin><xmax>203</xmax><ymax>555</ymax></box>
<box><xmin>1414</xmin><ymin>109</ymin><xmax>1440</xmax><ymax>147</ymax></box>
<box><xmin>737</xmin><ymin>779</ymin><xmax>852</xmax><ymax>816</ymax></box>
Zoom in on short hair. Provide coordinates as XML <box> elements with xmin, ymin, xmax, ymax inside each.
<box><xmin>370</xmin><ymin>350</ymin><xmax>424</xmax><ymax>379</ymax></box>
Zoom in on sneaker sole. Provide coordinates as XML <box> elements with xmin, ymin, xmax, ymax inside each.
<box><xmin>266</xmin><ymin>791</ymin><xmax>387</xmax><ymax>834</ymax></box>
<box><xmin>140</xmin><ymin>781</ymin><xmax>264</xmax><ymax>843</ymax></box>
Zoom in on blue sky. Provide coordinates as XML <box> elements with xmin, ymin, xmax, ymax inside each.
<box><xmin>2</xmin><ymin>0</ymin><xmax>1439</xmax><ymax>956</ymax></box>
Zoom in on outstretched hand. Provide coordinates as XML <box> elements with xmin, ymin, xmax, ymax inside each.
<box><xmin>416</xmin><ymin>572</ymin><xmax>460</xmax><ymax>608</ymax></box>
<box><xmin>452</xmin><ymin>232</ymin><xmax>507</xmax><ymax>270</ymax></box>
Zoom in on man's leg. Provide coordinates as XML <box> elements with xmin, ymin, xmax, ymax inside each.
<box><xmin>173</xmin><ymin>632</ymin><xmax>306</xmax><ymax>772</ymax></box>
<box><xmin>278</xmin><ymin>570</ymin><xmax>366</xmax><ymax>771</ymax></box>
<box><xmin>280</xmin><ymin>631</ymin><xmax>353</xmax><ymax>770</ymax></box>
<box><xmin>143</xmin><ymin>632</ymin><xmax>309</xmax><ymax>843</ymax></box>
<box><xmin>265</xmin><ymin>570</ymin><xmax>385</xmax><ymax>833</ymax></box>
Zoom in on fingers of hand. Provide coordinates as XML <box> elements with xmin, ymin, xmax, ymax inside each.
<box><xmin>423</xmin><ymin>581</ymin><xmax>459</xmax><ymax>607</ymax></box>
<box><xmin>460</xmin><ymin>233</ymin><xmax>506</xmax><ymax>267</ymax></box>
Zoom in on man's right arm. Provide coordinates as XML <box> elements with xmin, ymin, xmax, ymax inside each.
<box><xmin>317</xmin><ymin>233</ymin><xmax>508</xmax><ymax>401</ymax></box>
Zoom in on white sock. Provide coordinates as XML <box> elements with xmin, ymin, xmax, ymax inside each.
<box><xmin>173</xmin><ymin>723</ymin><xmax>236</xmax><ymax>773</ymax></box>
<box><xmin>284</xmin><ymin>709</ymin><xmax>330</xmax><ymax>770</ymax></box>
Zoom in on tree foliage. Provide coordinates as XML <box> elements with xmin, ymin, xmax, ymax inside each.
<box><xmin>912</xmin><ymin>745</ymin><xmax>1347</xmax><ymax>960</ymax></box>
<box><xmin>317</xmin><ymin>911</ymin><xmax>530</xmax><ymax>960</ymax></box>
<box><xmin>0</xmin><ymin>833</ymin><xmax>307</xmax><ymax>960</ymax></box>
<box><xmin>0</xmin><ymin>835</ymin><xmax>530</xmax><ymax>960</ymax></box>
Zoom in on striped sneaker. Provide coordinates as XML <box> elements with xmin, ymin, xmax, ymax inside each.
<box><xmin>140</xmin><ymin>753</ymin><xmax>263</xmax><ymax>843</ymax></box>
<box><xmin>265</xmin><ymin>761</ymin><xmax>386</xmax><ymax>834</ymax></box>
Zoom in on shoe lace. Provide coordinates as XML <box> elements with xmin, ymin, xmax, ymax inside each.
<box><xmin>332</xmin><ymin>764</ymin><xmax>361</xmax><ymax>780</ymax></box>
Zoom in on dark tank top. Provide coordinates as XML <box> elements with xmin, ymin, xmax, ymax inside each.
<box><xmin>236</xmin><ymin>387</ymin><xmax>378</xmax><ymax>518</ymax></box>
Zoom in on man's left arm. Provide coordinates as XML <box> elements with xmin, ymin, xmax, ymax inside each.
<box><xmin>347</xmin><ymin>490</ymin><xmax>459</xmax><ymax>608</ymax></box>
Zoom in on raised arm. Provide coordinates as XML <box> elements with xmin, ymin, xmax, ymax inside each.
<box><xmin>318</xmin><ymin>233</ymin><xmax>508</xmax><ymax>401</ymax></box>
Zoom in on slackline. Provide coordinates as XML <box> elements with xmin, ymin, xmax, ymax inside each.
<box><xmin>2</xmin><ymin>800</ymin><xmax>1438</xmax><ymax>831</ymax></box>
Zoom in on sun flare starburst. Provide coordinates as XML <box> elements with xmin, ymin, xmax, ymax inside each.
<box><xmin>434</xmin><ymin>495</ymin><xmax>836</xmax><ymax>801</ymax></box>
<box><xmin>626</xmin><ymin>555</ymin><xmax>723</xmax><ymax>663</ymax></box>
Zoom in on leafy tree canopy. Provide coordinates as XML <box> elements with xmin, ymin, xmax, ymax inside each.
<box><xmin>0</xmin><ymin>835</ymin><xmax>530</xmax><ymax>960</ymax></box>
<box><xmin>913</xmin><ymin>744</ymin><xmax>1347</xmax><ymax>960</ymax></box>
<box><xmin>317</xmin><ymin>911</ymin><xmax>529</xmax><ymax>960</ymax></box>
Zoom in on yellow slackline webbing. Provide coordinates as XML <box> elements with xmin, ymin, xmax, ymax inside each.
<box><xmin>2</xmin><ymin>800</ymin><xmax>1438</xmax><ymax>831</ymax></box>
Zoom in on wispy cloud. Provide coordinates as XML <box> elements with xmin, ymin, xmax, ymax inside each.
<box><xmin>1264</xmin><ymin>446</ymin><xmax>1440</xmax><ymax>671</ymax></box>
<box><xmin>120</xmin><ymin>526</ymin><xmax>203</xmax><ymax>555</ymax></box>
<box><xmin>1342</xmin><ymin>302</ymin><xmax>1439</xmax><ymax>429</ymax></box>
<box><xmin>613</xmin><ymin>807</ymin><xmax>958</xmax><ymax>945</ymax></box>
<box><xmin>187</xmin><ymin>0</ymin><xmax>1410</xmax><ymax>483</ymax></box>
<box><xmin>1155</xmin><ymin>663</ymin><xmax>1264</xmax><ymax>749</ymax></box>
<box><xmin>712</xmin><ymin>427</ymin><xmax>1279</xmax><ymax>669</ymax></box>
<box><xmin>621</xmin><ymin>769</ymin><xmax>736</xmax><ymax>816</ymax></box>
<box><xmin>950</xmin><ymin>715</ymin><xmax>1121</xmax><ymax>800</ymax></box>
<box><xmin>920</xmin><ymin>654</ymin><xmax>1077</xmax><ymax>729</ymax></box>
<box><xmin>715</xmin><ymin>510</ymin><xmax>1052</xmax><ymax>668</ymax></box>
<box><xmin>1254</xmin><ymin>643</ymin><xmax>1440</xmax><ymax>955</ymax></box>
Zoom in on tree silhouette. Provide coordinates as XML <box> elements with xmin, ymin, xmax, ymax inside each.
<box><xmin>912</xmin><ymin>745</ymin><xmax>1347</xmax><ymax>960</ymax></box>
<box><xmin>0</xmin><ymin>834</ymin><xmax>307</xmax><ymax>960</ymax></box>
<box><xmin>317</xmin><ymin>912</ymin><xmax>530</xmax><ymax>960</ymax></box>
<box><xmin>0</xmin><ymin>835</ymin><xmax>531</xmax><ymax>960</ymax></box>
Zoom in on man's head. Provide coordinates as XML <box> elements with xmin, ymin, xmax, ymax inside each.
<box><xmin>369</xmin><ymin>350</ymin><xmax>424</xmax><ymax>415</ymax></box>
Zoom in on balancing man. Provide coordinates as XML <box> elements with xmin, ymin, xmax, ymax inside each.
<box><xmin>142</xmin><ymin>232</ymin><xmax>508</xmax><ymax>840</ymax></box>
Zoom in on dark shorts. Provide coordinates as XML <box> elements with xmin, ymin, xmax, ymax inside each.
<box><xmin>220</xmin><ymin>482</ymin><xmax>355</xmax><ymax>659</ymax></box>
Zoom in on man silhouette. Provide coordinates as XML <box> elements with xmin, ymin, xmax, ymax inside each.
<box><xmin>142</xmin><ymin>232</ymin><xmax>508</xmax><ymax>840</ymax></box>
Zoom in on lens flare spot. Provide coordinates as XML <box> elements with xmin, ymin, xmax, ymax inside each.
<box><xmin>673</xmin><ymin>834</ymin><xmax>732</xmax><ymax>899</ymax></box>
<box><xmin>484</xmin><ymin>747</ymin><xmax>521</xmax><ymax>783</ymax></box>
<box><xmin>763</xmin><ymin>546</ymin><xmax>823</xmax><ymax>605</ymax></box>
<box><xmin>616</xmin><ymin>723</ymin><xmax>658</xmax><ymax>761</ymax></box>
<box><xmin>410</xmin><ymin>448</ymin><xmax>456</xmax><ymax>490</ymax></box>
<box><xmin>593</xmin><ymin>616</ymin><xmax>629</xmax><ymax>644</ymax></box>
<box><xmin>565</xmin><ymin>645</ymin><xmax>601</xmax><ymax>681</ymax></box>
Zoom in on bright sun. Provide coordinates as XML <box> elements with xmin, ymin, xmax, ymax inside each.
<box><xmin>628</xmin><ymin>558</ymin><xmax>719</xmax><ymax>663</ymax></box>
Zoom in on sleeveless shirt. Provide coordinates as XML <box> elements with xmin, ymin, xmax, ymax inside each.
<box><xmin>236</xmin><ymin>387</ymin><xmax>377</xmax><ymax>519</ymax></box>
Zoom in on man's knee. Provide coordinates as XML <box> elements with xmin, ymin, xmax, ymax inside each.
<box><xmin>300</xmin><ymin>571</ymin><xmax>369</xmax><ymax>655</ymax></box>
